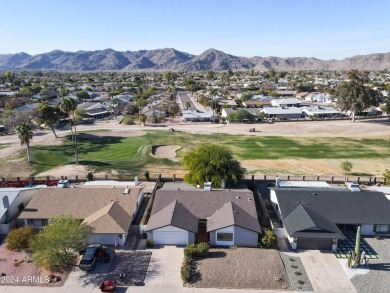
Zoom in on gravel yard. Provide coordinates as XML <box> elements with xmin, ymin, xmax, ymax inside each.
<box><xmin>0</xmin><ymin>241</ymin><xmax>40</xmax><ymax>286</ymax></box>
<box><xmin>191</xmin><ymin>248</ymin><xmax>289</xmax><ymax>289</ymax></box>
<box><xmin>280</xmin><ymin>252</ymin><xmax>313</xmax><ymax>291</ymax></box>
<box><xmin>107</xmin><ymin>251</ymin><xmax>152</xmax><ymax>286</ymax></box>
<box><xmin>351</xmin><ymin>237</ymin><xmax>390</xmax><ymax>293</ymax></box>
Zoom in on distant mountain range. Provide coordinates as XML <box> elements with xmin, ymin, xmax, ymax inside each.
<box><xmin>0</xmin><ymin>48</ymin><xmax>389</xmax><ymax>71</ymax></box>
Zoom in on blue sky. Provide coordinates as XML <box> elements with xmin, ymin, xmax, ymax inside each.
<box><xmin>1</xmin><ymin>0</ymin><xmax>389</xmax><ymax>59</ymax></box>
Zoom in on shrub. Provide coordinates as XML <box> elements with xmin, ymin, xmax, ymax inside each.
<box><xmin>291</xmin><ymin>265</ymin><xmax>298</xmax><ymax>269</ymax></box>
<box><xmin>196</xmin><ymin>243</ymin><xmax>210</xmax><ymax>257</ymax></box>
<box><xmin>298</xmin><ymin>280</ymin><xmax>305</xmax><ymax>285</ymax></box>
<box><xmin>261</xmin><ymin>229</ymin><xmax>278</xmax><ymax>249</ymax></box>
<box><xmin>122</xmin><ymin>114</ymin><xmax>135</xmax><ymax>125</ymax></box>
<box><xmin>383</xmin><ymin>169</ymin><xmax>390</xmax><ymax>186</ymax></box>
<box><xmin>181</xmin><ymin>263</ymin><xmax>191</xmax><ymax>283</ymax></box>
<box><xmin>86</xmin><ymin>172</ymin><xmax>94</xmax><ymax>181</ymax></box>
<box><xmin>184</xmin><ymin>243</ymin><xmax>210</xmax><ymax>258</ymax></box>
<box><xmin>294</xmin><ymin>271</ymin><xmax>302</xmax><ymax>275</ymax></box>
<box><xmin>146</xmin><ymin>239</ymin><xmax>154</xmax><ymax>248</ymax></box>
<box><xmin>6</xmin><ymin>226</ymin><xmax>36</xmax><ymax>251</ymax></box>
<box><xmin>184</xmin><ymin>243</ymin><xmax>197</xmax><ymax>257</ymax></box>
<box><xmin>340</xmin><ymin>161</ymin><xmax>353</xmax><ymax>175</ymax></box>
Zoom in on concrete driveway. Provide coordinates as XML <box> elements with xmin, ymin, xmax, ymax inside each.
<box><xmin>299</xmin><ymin>250</ymin><xmax>357</xmax><ymax>292</ymax></box>
<box><xmin>143</xmin><ymin>246</ymin><xmax>184</xmax><ymax>290</ymax></box>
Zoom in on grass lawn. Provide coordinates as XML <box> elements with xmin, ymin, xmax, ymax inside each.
<box><xmin>0</xmin><ymin>143</ymin><xmax>10</xmax><ymax>150</ymax></box>
<box><xmin>12</xmin><ymin>131</ymin><xmax>390</xmax><ymax>176</ymax></box>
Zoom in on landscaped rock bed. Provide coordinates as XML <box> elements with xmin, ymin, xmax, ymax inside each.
<box><xmin>351</xmin><ymin>237</ymin><xmax>390</xmax><ymax>293</ymax></box>
<box><xmin>107</xmin><ymin>251</ymin><xmax>152</xmax><ymax>286</ymax></box>
<box><xmin>190</xmin><ymin>248</ymin><xmax>289</xmax><ymax>289</ymax></box>
<box><xmin>280</xmin><ymin>252</ymin><xmax>313</xmax><ymax>291</ymax></box>
<box><xmin>0</xmin><ymin>240</ymin><xmax>40</xmax><ymax>286</ymax></box>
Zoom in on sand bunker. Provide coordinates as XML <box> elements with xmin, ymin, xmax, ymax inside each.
<box><xmin>152</xmin><ymin>145</ymin><xmax>181</xmax><ymax>161</ymax></box>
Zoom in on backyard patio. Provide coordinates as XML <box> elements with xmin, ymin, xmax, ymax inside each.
<box><xmin>335</xmin><ymin>234</ymin><xmax>378</xmax><ymax>259</ymax></box>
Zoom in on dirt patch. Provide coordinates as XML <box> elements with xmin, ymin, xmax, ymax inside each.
<box><xmin>242</xmin><ymin>158</ymin><xmax>390</xmax><ymax>177</ymax></box>
<box><xmin>151</xmin><ymin>145</ymin><xmax>181</xmax><ymax>162</ymax></box>
<box><xmin>35</xmin><ymin>165</ymin><xmax>119</xmax><ymax>179</ymax></box>
<box><xmin>0</xmin><ymin>157</ymin><xmax>36</xmax><ymax>178</ymax></box>
<box><xmin>191</xmin><ymin>248</ymin><xmax>288</xmax><ymax>289</ymax></box>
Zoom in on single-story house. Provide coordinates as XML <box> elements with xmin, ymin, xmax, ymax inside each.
<box><xmin>276</xmin><ymin>91</ymin><xmax>297</xmax><ymax>97</ymax></box>
<box><xmin>269</xmin><ymin>188</ymin><xmax>390</xmax><ymax>251</ymax></box>
<box><xmin>1</xmin><ymin>187</ymin><xmax>42</xmax><ymax>234</ymax></box>
<box><xmin>14</xmin><ymin>103</ymin><xmax>40</xmax><ymax>113</ymax></box>
<box><xmin>304</xmin><ymin>93</ymin><xmax>333</xmax><ymax>103</ymax></box>
<box><xmin>260</xmin><ymin>107</ymin><xmax>303</xmax><ymax>119</ymax></box>
<box><xmin>145</xmin><ymin>185</ymin><xmax>261</xmax><ymax>247</ymax></box>
<box><xmin>221</xmin><ymin>108</ymin><xmax>259</xmax><ymax>119</ymax></box>
<box><xmin>85</xmin><ymin>107</ymin><xmax>111</xmax><ymax>119</ymax></box>
<box><xmin>242</xmin><ymin>100</ymin><xmax>272</xmax><ymax>108</ymax></box>
<box><xmin>182</xmin><ymin>110</ymin><xmax>214</xmax><ymax>122</ymax></box>
<box><xmin>18</xmin><ymin>186</ymin><xmax>144</xmax><ymax>245</ymax></box>
<box><xmin>271</xmin><ymin>98</ymin><xmax>302</xmax><ymax>108</ymax></box>
<box><xmin>301</xmin><ymin>106</ymin><xmax>341</xmax><ymax>118</ymax></box>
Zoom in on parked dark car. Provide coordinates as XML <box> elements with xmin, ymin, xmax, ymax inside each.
<box><xmin>79</xmin><ymin>244</ymin><xmax>108</xmax><ymax>271</ymax></box>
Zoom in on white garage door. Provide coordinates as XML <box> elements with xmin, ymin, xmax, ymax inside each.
<box><xmin>153</xmin><ymin>231</ymin><xmax>188</xmax><ymax>245</ymax></box>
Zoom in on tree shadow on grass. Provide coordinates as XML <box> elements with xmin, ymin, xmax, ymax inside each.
<box><xmin>79</xmin><ymin>160</ymin><xmax>111</xmax><ymax>167</ymax></box>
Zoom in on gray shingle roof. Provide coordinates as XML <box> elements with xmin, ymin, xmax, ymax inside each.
<box><xmin>148</xmin><ymin>189</ymin><xmax>260</xmax><ymax>233</ymax></box>
<box><xmin>274</xmin><ymin>189</ymin><xmax>390</xmax><ymax>225</ymax></box>
<box><xmin>151</xmin><ymin>189</ymin><xmax>258</xmax><ymax>220</ymax></box>
<box><xmin>145</xmin><ymin>201</ymin><xmax>198</xmax><ymax>233</ymax></box>
<box><xmin>283</xmin><ymin>204</ymin><xmax>344</xmax><ymax>239</ymax></box>
<box><xmin>207</xmin><ymin>201</ymin><xmax>261</xmax><ymax>233</ymax></box>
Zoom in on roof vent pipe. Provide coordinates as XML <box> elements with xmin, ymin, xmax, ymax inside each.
<box><xmin>275</xmin><ymin>176</ymin><xmax>280</xmax><ymax>188</ymax></box>
<box><xmin>2</xmin><ymin>196</ymin><xmax>10</xmax><ymax>209</ymax></box>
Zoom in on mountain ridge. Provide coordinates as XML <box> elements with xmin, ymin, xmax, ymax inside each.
<box><xmin>0</xmin><ymin>48</ymin><xmax>389</xmax><ymax>71</ymax></box>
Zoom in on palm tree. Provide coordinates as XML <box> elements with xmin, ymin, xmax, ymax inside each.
<box><xmin>16</xmin><ymin>122</ymin><xmax>33</xmax><ymax>163</ymax></box>
<box><xmin>60</xmin><ymin>97</ymin><xmax>79</xmax><ymax>164</ymax></box>
<box><xmin>185</xmin><ymin>101</ymin><xmax>191</xmax><ymax>110</ymax></box>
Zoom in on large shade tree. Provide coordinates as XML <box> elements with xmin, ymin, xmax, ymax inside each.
<box><xmin>15</xmin><ymin>122</ymin><xmax>33</xmax><ymax>163</ymax></box>
<box><xmin>36</xmin><ymin>102</ymin><xmax>61</xmax><ymax>138</ymax></box>
<box><xmin>29</xmin><ymin>216</ymin><xmax>91</xmax><ymax>270</ymax></box>
<box><xmin>335</xmin><ymin>69</ymin><xmax>382</xmax><ymax>122</ymax></box>
<box><xmin>182</xmin><ymin>144</ymin><xmax>246</xmax><ymax>188</ymax></box>
<box><xmin>60</xmin><ymin>97</ymin><xmax>79</xmax><ymax>164</ymax></box>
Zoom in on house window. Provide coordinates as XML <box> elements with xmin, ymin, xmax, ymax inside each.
<box><xmin>375</xmin><ymin>225</ymin><xmax>390</xmax><ymax>233</ymax></box>
<box><xmin>217</xmin><ymin>233</ymin><xmax>233</xmax><ymax>242</ymax></box>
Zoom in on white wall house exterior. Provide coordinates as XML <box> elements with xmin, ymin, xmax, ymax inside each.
<box><xmin>0</xmin><ymin>187</ymin><xmax>42</xmax><ymax>234</ymax></box>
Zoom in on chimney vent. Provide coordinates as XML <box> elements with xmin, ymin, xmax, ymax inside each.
<box><xmin>2</xmin><ymin>196</ymin><xmax>10</xmax><ymax>209</ymax></box>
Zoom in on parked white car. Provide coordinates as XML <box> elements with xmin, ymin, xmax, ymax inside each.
<box><xmin>346</xmin><ymin>182</ymin><xmax>360</xmax><ymax>192</ymax></box>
